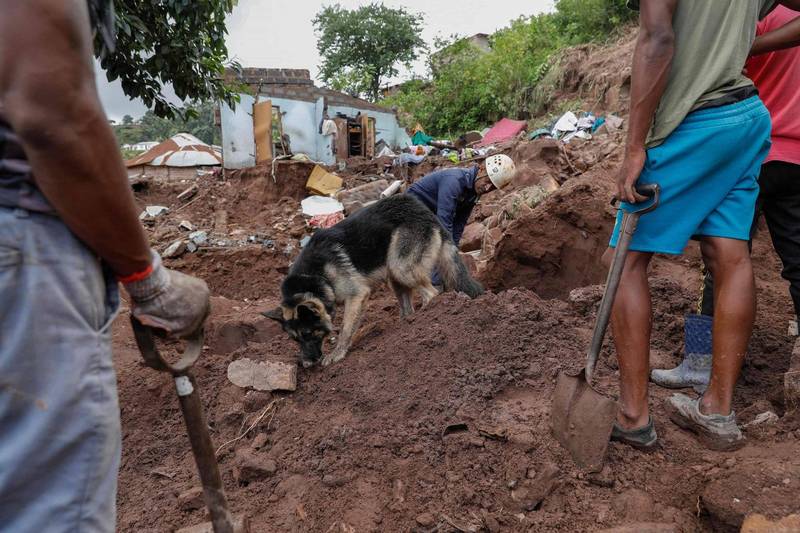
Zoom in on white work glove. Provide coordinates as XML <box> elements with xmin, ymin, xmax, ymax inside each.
<box><xmin>124</xmin><ymin>251</ymin><xmax>210</xmax><ymax>338</ymax></box>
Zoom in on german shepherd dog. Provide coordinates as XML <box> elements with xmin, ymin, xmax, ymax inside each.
<box><xmin>263</xmin><ymin>194</ymin><xmax>483</xmax><ymax>367</ymax></box>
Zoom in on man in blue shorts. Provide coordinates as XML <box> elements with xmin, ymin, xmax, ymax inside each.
<box><xmin>607</xmin><ymin>0</ymin><xmax>800</xmax><ymax>452</ymax></box>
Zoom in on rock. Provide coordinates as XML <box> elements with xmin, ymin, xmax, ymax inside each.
<box><xmin>251</xmin><ymin>433</ymin><xmax>268</xmax><ymax>450</ymax></box>
<box><xmin>139</xmin><ymin>205</ymin><xmax>169</xmax><ymax>221</ymax></box>
<box><xmin>510</xmin><ymin>463</ymin><xmax>560</xmax><ymax>512</ymax></box>
<box><xmin>702</xmin><ymin>458</ymin><xmax>800</xmax><ymax>532</ymax></box>
<box><xmin>186</xmin><ymin>242</ymin><xmax>198</xmax><ymax>253</ymax></box>
<box><xmin>234</xmin><ymin>449</ymin><xmax>277</xmax><ymax>484</ymax></box>
<box><xmin>322</xmin><ymin>473</ymin><xmax>349</xmax><ymax>487</ymax></box>
<box><xmin>485</xmin><ymin>214</ymin><xmax>500</xmax><ymax>229</ymax></box>
<box><xmin>597</xmin><ymin>523</ymin><xmax>677</xmax><ymax>533</ymax></box>
<box><xmin>189</xmin><ymin>230</ymin><xmax>208</xmax><ymax>245</ymax></box>
<box><xmin>415</xmin><ymin>513</ymin><xmax>436</xmax><ymax>527</ymax></box>
<box><xmin>178</xmin><ymin>220</ymin><xmax>195</xmax><ymax>231</ymax></box>
<box><xmin>741</xmin><ymin>513</ymin><xmax>800</xmax><ymax>532</ymax></box>
<box><xmin>743</xmin><ymin>411</ymin><xmax>779</xmax><ymax>428</ymax></box>
<box><xmin>785</xmin><ymin>338</ymin><xmax>800</xmax><ymax>410</ymax></box>
<box><xmin>588</xmin><ymin>465</ymin><xmax>615</xmax><ymax>488</ymax></box>
<box><xmin>177</xmin><ymin>487</ymin><xmax>204</xmax><ymax>512</ymax></box>
<box><xmin>227</xmin><ymin>358</ymin><xmax>297</xmax><ymax>392</ymax></box>
<box><xmin>163</xmin><ymin>240</ymin><xmax>186</xmax><ymax>259</ymax></box>
<box><xmin>612</xmin><ymin>489</ymin><xmax>655</xmax><ymax>522</ymax></box>
<box><xmin>459</xmin><ymin>223</ymin><xmax>486</xmax><ymax>253</ymax></box>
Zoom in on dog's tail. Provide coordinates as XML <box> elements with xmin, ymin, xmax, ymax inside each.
<box><xmin>438</xmin><ymin>241</ymin><xmax>484</xmax><ymax>298</ymax></box>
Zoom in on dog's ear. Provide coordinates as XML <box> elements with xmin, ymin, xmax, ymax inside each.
<box><xmin>261</xmin><ymin>306</ymin><xmax>287</xmax><ymax>323</ymax></box>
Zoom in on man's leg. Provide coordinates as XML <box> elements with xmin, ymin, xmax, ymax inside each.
<box><xmin>605</xmin><ymin>249</ymin><xmax>654</xmax><ymax>430</ymax></box>
<box><xmin>700</xmin><ymin>237</ymin><xmax>755</xmax><ymax>415</ymax></box>
<box><xmin>0</xmin><ymin>208</ymin><xmax>121</xmax><ymax>533</ymax></box>
<box><xmin>667</xmin><ymin>236</ymin><xmax>753</xmax><ymax>451</ymax></box>
<box><xmin>759</xmin><ymin>161</ymin><xmax>800</xmax><ymax>320</ymax></box>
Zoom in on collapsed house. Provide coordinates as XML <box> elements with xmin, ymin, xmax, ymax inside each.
<box><xmin>126</xmin><ymin>133</ymin><xmax>222</xmax><ymax>182</ymax></box>
<box><xmin>219</xmin><ymin>68</ymin><xmax>411</xmax><ymax>169</ymax></box>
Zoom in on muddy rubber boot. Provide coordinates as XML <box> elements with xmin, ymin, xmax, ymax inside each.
<box><xmin>651</xmin><ymin>314</ymin><xmax>712</xmax><ymax>393</ymax></box>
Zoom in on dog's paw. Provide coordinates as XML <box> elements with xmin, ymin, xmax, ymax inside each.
<box><xmin>321</xmin><ymin>350</ymin><xmax>346</xmax><ymax>367</ymax></box>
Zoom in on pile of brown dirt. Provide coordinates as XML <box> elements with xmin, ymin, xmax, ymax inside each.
<box><xmin>113</xmin><ymin>26</ymin><xmax>800</xmax><ymax>533</ymax></box>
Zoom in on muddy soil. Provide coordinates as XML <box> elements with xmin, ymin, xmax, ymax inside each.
<box><xmin>114</xmin><ymin>30</ymin><xmax>800</xmax><ymax>533</ymax></box>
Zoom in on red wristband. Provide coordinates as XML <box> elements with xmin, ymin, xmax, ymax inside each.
<box><xmin>116</xmin><ymin>264</ymin><xmax>154</xmax><ymax>284</ymax></box>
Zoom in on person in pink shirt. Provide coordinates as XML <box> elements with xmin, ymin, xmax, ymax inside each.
<box><xmin>652</xmin><ymin>6</ymin><xmax>800</xmax><ymax>395</ymax></box>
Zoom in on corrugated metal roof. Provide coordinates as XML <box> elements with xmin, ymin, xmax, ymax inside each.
<box><xmin>125</xmin><ymin>133</ymin><xmax>222</xmax><ymax>168</ymax></box>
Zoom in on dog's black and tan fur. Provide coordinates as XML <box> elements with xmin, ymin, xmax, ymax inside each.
<box><xmin>263</xmin><ymin>194</ymin><xmax>483</xmax><ymax>367</ymax></box>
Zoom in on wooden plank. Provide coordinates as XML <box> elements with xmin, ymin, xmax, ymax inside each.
<box><xmin>362</xmin><ymin>115</ymin><xmax>376</xmax><ymax>158</ymax></box>
<box><xmin>334</xmin><ymin>118</ymin><xmax>349</xmax><ymax>162</ymax></box>
<box><xmin>253</xmin><ymin>100</ymin><xmax>273</xmax><ymax>163</ymax></box>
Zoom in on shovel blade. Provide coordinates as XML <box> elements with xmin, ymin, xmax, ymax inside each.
<box><xmin>551</xmin><ymin>370</ymin><xmax>617</xmax><ymax>472</ymax></box>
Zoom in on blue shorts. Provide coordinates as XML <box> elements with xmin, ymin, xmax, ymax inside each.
<box><xmin>610</xmin><ymin>96</ymin><xmax>772</xmax><ymax>254</ymax></box>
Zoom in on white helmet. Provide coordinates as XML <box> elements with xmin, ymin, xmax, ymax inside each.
<box><xmin>485</xmin><ymin>154</ymin><xmax>516</xmax><ymax>190</ymax></box>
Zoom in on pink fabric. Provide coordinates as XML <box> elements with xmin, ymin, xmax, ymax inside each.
<box><xmin>746</xmin><ymin>6</ymin><xmax>800</xmax><ymax>165</ymax></box>
<box><xmin>476</xmin><ymin>118</ymin><xmax>527</xmax><ymax>148</ymax></box>
<box><xmin>309</xmin><ymin>212</ymin><xmax>344</xmax><ymax>229</ymax></box>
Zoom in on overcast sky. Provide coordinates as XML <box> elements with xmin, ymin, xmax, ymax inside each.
<box><xmin>98</xmin><ymin>0</ymin><xmax>554</xmax><ymax>122</ymax></box>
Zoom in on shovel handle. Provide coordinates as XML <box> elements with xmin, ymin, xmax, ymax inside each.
<box><xmin>585</xmin><ymin>184</ymin><xmax>661</xmax><ymax>383</ymax></box>
<box><xmin>130</xmin><ymin>318</ymin><xmax>236</xmax><ymax>533</ymax></box>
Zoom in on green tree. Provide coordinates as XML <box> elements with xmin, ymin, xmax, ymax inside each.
<box><xmin>121</xmin><ymin>114</ymin><xmax>134</xmax><ymax>125</ymax></box>
<box><xmin>313</xmin><ymin>3</ymin><xmax>427</xmax><ymax>102</ymax></box>
<box><xmin>94</xmin><ymin>1</ymin><xmax>241</xmax><ymax>118</ymax></box>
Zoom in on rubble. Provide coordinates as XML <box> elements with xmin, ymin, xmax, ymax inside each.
<box><xmin>177</xmin><ymin>184</ymin><xmax>199</xmax><ymax>202</ymax></box>
<box><xmin>227</xmin><ymin>358</ymin><xmax>297</xmax><ymax>392</ymax></box>
<box><xmin>139</xmin><ymin>205</ymin><xmax>169</xmax><ymax>221</ymax></box>
<box><xmin>189</xmin><ymin>230</ymin><xmax>208</xmax><ymax>246</ymax></box>
<box><xmin>163</xmin><ymin>239</ymin><xmax>187</xmax><ymax>259</ymax></box>
<box><xmin>234</xmin><ymin>448</ymin><xmax>277</xmax><ymax>484</ymax></box>
<box><xmin>179</xmin><ymin>220</ymin><xmax>195</xmax><ymax>231</ymax></box>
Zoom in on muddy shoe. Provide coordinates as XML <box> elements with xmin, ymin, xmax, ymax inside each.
<box><xmin>610</xmin><ymin>418</ymin><xmax>658</xmax><ymax>450</ymax></box>
<box><xmin>651</xmin><ymin>314</ymin><xmax>712</xmax><ymax>393</ymax></box>
<box><xmin>666</xmin><ymin>393</ymin><xmax>744</xmax><ymax>451</ymax></box>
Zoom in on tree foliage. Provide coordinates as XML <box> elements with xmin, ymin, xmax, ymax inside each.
<box><xmin>313</xmin><ymin>3</ymin><xmax>427</xmax><ymax>102</ymax></box>
<box><xmin>95</xmin><ymin>0</ymin><xmax>241</xmax><ymax>118</ymax></box>
<box><xmin>113</xmin><ymin>101</ymin><xmax>221</xmax><ymax>147</ymax></box>
<box><xmin>381</xmin><ymin>0</ymin><xmax>635</xmax><ymax>136</ymax></box>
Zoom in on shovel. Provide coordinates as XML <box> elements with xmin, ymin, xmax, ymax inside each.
<box><xmin>130</xmin><ymin>319</ymin><xmax>249</xmax><ymax>533</ymax></box>
<box><xmin>551</xmin><ymin>183</ymin><xmax>660</xmax><ymax>472</ymax></box>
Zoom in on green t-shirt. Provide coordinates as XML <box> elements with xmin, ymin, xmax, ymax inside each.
<box><xmin>629</xmin><ymin>0</ymin><xmax>776</xmax><ymax>147</ymax></box>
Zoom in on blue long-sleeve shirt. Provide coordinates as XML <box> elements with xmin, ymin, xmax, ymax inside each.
<box><xmin>407</xmin><ymin>165</ymin><xmax>479</xmax><ymax>244</ymax></box>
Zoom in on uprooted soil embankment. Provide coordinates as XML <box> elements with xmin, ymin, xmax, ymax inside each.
<box><xmin>115</xmin><ymin>31</ymin><xmax>800</xmax><ymax>533</ymax></box>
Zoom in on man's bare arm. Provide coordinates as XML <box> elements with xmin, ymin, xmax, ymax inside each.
<box><xmin>751</xmin><ymin>11</ymin><xmax>800</xmax><ymax>56</ymax></box>
<box><xmin>0</xmin><ymin>0</ymin><xmax>150</xmax><ymax>276</ymax></box>
<box><xmin>616</xmin><ymin>0</ymin><xmax>678</xmax><ymax>203</ymax></box>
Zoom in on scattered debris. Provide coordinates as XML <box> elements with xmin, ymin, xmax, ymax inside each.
<box><xmin>163</xmin><ymin>240</ymin><xmax>187</xmax><ymax>259</ymax></box>
<box><xmin>227</xmin><ymin>358</ymin><xmax>297</xmax><ymax>392</ymax></box>
<box><xmin>177</xmin><ymin>487</ymin><xmax>204</xmax><ymax>512</ymax></box>
<box><xmin>139</xmin><ymin>205</ymin><xmax>169</xmax><ymax>221</ymax></box>
<box><xmin>234</xmin><ymin>448</ymin><xmax>277</xmax><ymax>484</ymax></box>
<box><xmin>189</xmin><ymin>230</ymin><xmax>208</xmax><ymax>246</ymax></box>
<box><xmin>336</xmin><ymin>179</ymin><xmax>389</xmax><ymax>215</ymax></box>
<box><xmin>477</xmin><ymin>118</ymin><xmax>528</xmax><ymax>148</ymax></box>
<box><xmin>309</xmin><ymin>212</ymin><xmax>344</xmax><ymax>229</ymax></box>
<box><xmin>306</xmin><ymin>165</ymin><xmax>343</xmax><ymax>196</ymax></box>
<box><xmin>300</xmin><ymin>195</ymin><xmax>345</xmax><ymax>217</ymax></box>
<box><xmin>743</xmin><ymin>411</ymin><xmax>780</xmax><ymax>428</ymax></box>
<box><xmin>177</xmin><ymin>184</ymin><xmax>199</xmax><ymax>202</ymax></box>
<box><xmin>380</xmin><ymin>179</ymin><xmax>403</xmax><ymax>198</ymax></box>
<box><xmin>178</xmin><ymin>220</ymin><xmax>195</xmax><ymax>231</ymax></box>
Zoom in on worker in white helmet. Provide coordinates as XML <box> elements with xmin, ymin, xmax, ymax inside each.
<box><xmin>407</xmin><ymin>154</ymin><xmax>516</xmax><ymax>284</ymax></box>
